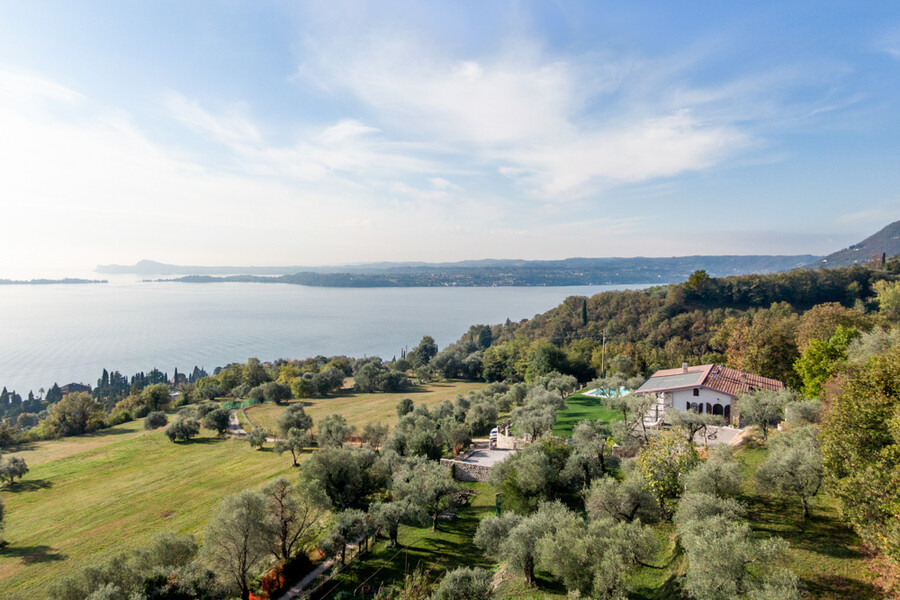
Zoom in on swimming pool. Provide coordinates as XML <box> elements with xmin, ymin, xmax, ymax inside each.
<box><xmin>582</xmin><ymin>387</ymin><xmax>630</xmax><ymax>398</ymax></box>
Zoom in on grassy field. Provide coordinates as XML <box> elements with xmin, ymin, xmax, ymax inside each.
<box><xmin>0</xmin><ymin>381</ymin><xmax>484</xmax><ymax>597</ymax></box>
<box><xmin>552</xmin><ymin>390</ymin><xmax>622</xmax><ymax>437</ymax></box>
<box><xmin>0</xmin><ymin>418</ymin><xmax>292</xmax><ymax>597</ymax></box>
<box><xmin>311</xmin><ymin>482</ymin><xmax>496</xmax><ymax>600</ymax></box>
<box><xmin>245</xmin><ymin>379</ymin><xmax>486</xmax><ymax>433</ymax></box>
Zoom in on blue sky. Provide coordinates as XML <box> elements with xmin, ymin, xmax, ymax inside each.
<box><xmin>1</xmin><ymin>1</ymin><xmax>899</xmax><ymax>276</ymax></box>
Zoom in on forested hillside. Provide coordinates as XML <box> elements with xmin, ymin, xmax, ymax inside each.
<box><xmin>430</xmin><ymin>261</ymin><xmax>900</xmax><ymax>388</ymax></box>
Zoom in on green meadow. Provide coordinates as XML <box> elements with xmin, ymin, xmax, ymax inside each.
<box><xmin>0</xmin><ymin>417</ymin><xmax>291</xmax><ymax>596</ymax></box>
<box><xmin>552</xmin><ymin>390</ymin><xmax>622</xmax><ymax>437</ymax></box>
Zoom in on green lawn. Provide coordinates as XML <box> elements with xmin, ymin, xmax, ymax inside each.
<box><xmin>246</xmin><ymin>379</ymin><xmax>486</xmax><ymax>434</ymax></box>
<box><xmin>311</xmin><ymin>482</ymin><xmax>496</xmax><ymax>600</ymax></box>
<box><xmin>0</xmin><ymin>418</ymin><xmax>293</xmax><ymax>597</ymax></box>
<box><xmin>552</xmin><ymin>391</ymin><xmax>622</xmax><ymax>437</ymax></box>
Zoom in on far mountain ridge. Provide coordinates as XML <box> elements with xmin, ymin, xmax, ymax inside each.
<box><xmin>806</xmin><ymin>220</ymin><xmax>900</xmax><ymax>269</ymax></box>
<box><xmin>99</xmin><ymin>255</ymin><xmax>818</xmax><ymax>278</ymax></box>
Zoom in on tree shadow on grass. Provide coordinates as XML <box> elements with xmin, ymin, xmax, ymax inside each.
<box><xmin>3</xmin><ymin>478</ymin><xmax>53</xmax><ymax>492</ymax></box>
<box><xmin>802</xmin><ymin>574</ymin><xmax>883</xmax><ymax>600</ymax></box>
<box><xmin>80</xmin><ymin>427</ymin><xmax>134</xmax><ymax>439</ymax></box>
<box><xmin>0</xmin><ymin>544</ymin><xmax>67</xmax><ymax>564</ymax></box>
<box><xmin>3</xmin><ymin>442</ymin><xmax>39</xmax><ymax>453</ymax></box>
<box><xmin>743</xmin><ymin>494</ymin><xmax>862</xmax><ymax>560</ymax></box>
<box><xmin>184</xmin><ymin>437</ymin><xmax>227</xmax><ymax>445</ymax></box>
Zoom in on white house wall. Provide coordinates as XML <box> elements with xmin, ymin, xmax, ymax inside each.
<box><xmin>671</xmin><ymin>388</ymin><xmax>734</xmax><ymax>412</ymax></box>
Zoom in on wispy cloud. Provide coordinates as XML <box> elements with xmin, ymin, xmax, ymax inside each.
<box><xmin>289</xmin><ymin>22</ymin><xmax>841</xmax><ymax>201</ymax></box>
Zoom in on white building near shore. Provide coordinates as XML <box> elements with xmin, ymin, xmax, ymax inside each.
<box><xmin>633</xmin><ymin>363</ymin><xmax>784</xmax><ymax>426</ymax></box>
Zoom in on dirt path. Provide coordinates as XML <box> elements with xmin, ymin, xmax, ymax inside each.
<box><xmin>277</xmin><ymin>537</ymin><xmax>366</xmax><ymax>600</ymax></box>
<box><xmin>227</xmin><ymin>410</ymin><xmax>247</xmax><ymax>437</ymax></box>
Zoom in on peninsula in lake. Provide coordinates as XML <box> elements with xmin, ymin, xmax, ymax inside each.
<box><xmin>102</xmin><ymin>255</ymin><xmax>818</xmax><ymax>287</ymax></box>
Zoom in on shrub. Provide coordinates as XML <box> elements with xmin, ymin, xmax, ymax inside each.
<box><xmin>433</xmin><ymin>567</ymin><xmax>493</xmax><ymax>600</ymax></box>
<box><xmin>107</xmin><ymin>410</ymin><xmax>133</xmax><ymax>427</ymax></box>
<box><xmin>166</xmin><ymin>418</ymin><xmax>200</xmax><ymax>442</ymax></box>
<box><xmin>145</xmin><ymin>411</ymin><xmax>169</xmax><ymax>430</ymax></box>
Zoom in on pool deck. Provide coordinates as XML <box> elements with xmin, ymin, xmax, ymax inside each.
<box><xmin>461</xmin><ymin>439</ymin><xmax>516</xmax><ymax>466</ymax></box>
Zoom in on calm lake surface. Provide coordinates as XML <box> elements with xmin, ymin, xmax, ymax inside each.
<box><xmin>0</xmin><ymin>281</ymin><xmax>650</xmax><ymax>394</ymax></box>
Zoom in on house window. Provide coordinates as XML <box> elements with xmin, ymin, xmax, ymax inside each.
<box><xmin>692</xmin><ymin>388</ymin><xmax>699</xmax><ymax>397</ymax></box>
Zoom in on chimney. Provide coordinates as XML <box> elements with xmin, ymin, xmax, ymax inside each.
<box><xmin>682</xmin><ymin>362</ymin><xmax>689</xmax><ymax>373</ymax></box>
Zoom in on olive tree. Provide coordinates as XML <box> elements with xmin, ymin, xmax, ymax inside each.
<box><xmin>682</xmin><ymin>446</ymin><xmax>742</xmax><ymax>498</ymax></box>
<box><xmin>276</xmin><ymin>403</ymin><xmax>313</xmax><ymax>437</ymax></box>
<box><xmin>739</xmin><ymin>388</ymin><xmax>794</xmax><ymax>442</ymax></box>
<box><xmin>474</xmin><ymin>501</ymin><xmax>569</xmax><ymax>586</ymax></box>
<box><xmin>679</xmin><ymin>516</ymin><xmax>799</xmax><ymax>600</ymax></box>
<box><xmin>202</xmin><ymin>408</ymin><xmax>231</xmax><ymax>436</ymax></box>
<box><xmin>321</xmin><ymin>509</ymin><xmax>369</xmax><ymax>565</ymax></box>
<box><xmin>0</xmin><ymin>456</ymin><xmax>28</xmax><ymax>485</ymax></box>
<box><xmin>585</xmin><ymin>471</ymin><xmax>659</xmax><ymax>524</ymax></box>
<box><xmin>784</xmin><ymin>400</ymin><xmax>823</xmax><ymax>427</ymax></box>
<box><xmin>274</xmin><ymin>428</ymin><xmax>311</xmax><ymax>466</ymax></box>
<box><xmin>674</xmin><ymin>492</ymin><xmax>746</xmax><ymax>526</ymax></box>
<box><xmin>262</xmin><ymin>477</ymin><xmax>326</xmax><ymax>561</ymax></box>
<box><xmin>393</xmin><ymin>457</ymin><xmax>461</xmax><ymax>531</ymax></box>
<box><xmin>369</xmin><ymin>500</ymin><xmax>424</xmax><ymax>546</ymax></box>
<box><xmin>298</xmin><ymin>446</ymin><xmax>385</xmax><ymax>511</ymax></box>
<box><xmin>536</xmin><ymin>513</ymin><xmax>654</xmax><ymax>599</ymax></box>
<box><xmin>317</xmin><ymin>413</ymin><xmax>354</xmax><ymax>448</ymax></box>
<box><xmin>203</xmin><ymin>490</ymin><xmax>273</xmax><ymax>600</ymax></box>
<box><xmin>247</xmin><ymin>427</ymin><xmax>270</xmax><ymax>450</ymax></box>
<box><xmin>668</xmin><ymin>410</ymin><xmax>724</xmax><ymax>445</ymax></box>
<box><xmin>563</xmin><ymin>420</ymin><xmax>619</xmax><ymax>490</ymax></box>
<box><xmin>360</xmin><ymin>421</ymin><xmax>389</xmax><ymax>448</ymax></box>
<box><xmin>756</xmin><ymin>426</ymin><xmax>823</xmax><ymax>518</ymax></box>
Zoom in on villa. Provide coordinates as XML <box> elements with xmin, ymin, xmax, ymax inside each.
<box><xmin>633</xmin><ymin>363</ymin><xmax>784</xmax><ymax>426</ymax></box>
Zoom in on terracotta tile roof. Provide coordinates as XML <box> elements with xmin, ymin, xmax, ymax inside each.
<box><xmin>634</xmin><ymin>363</ymin><xmax>784</xmax><ymax>397</ymax></box>
<box><xmin>702</xmin><ymin>365</ymin><xmax>784</xmax><ymax>397</ymax></box>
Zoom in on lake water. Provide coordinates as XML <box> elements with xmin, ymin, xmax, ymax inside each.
<box><xmin>0</xmin><ymin>281</ymin><xmax>648</xmax><ymax>394</ymax></box>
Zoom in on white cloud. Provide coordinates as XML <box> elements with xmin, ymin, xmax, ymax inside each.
<box><xmin>291</xmin><ymin>28</ymin><xmax>773</xmax><ymax>199</ymax></box>
<box><xmin>163</xmin><ymin>97</ymin><xmax>442</xmax><ymax>185</ymax></box>
<box><xmin>164</xmin><ymin>92</ymin><xmax>262</xmax><ymax>146</ymax></box>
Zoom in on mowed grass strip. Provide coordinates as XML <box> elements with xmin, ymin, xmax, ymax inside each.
<box><xmin>3</xmin><ymin>419</ymin><xmax>152</xmax><ymax>466</ymax></box>
<box><xmin>552</xmin><ymin>391</ymin><xmax>622</xmax><ymax>437</ymax></box>
<box><xmin>0</xmin><ymin>423</ymin><xmax>292</xmax><ymax>597</ymax></box>
<box><xmin>246</xmin><ymin>379</ymin><xmax>487</xmax><ymax>433</ymax></box>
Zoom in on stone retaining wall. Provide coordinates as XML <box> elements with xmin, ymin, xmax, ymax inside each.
<box><xmin>440</xmin><ymin>459</ymin><xmax>493</xmax><ymax>482</ymax></box>
<box><xmin>495</xmin><ymin>432</ymin><xmax>527</xmax><ymax>450</ymax></box>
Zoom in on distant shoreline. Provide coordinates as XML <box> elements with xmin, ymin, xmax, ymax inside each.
<box><xmin>0</xmin><ymin>278</ymin><xmax>108</xmax><ymax>285</ymax></box>
<box><xmin>147</xmin><ymin>274</ymin><xmax>660</xmax><ymax>287</ymax></box>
